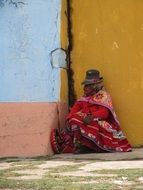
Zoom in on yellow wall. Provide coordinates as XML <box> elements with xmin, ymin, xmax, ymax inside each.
<box><xmin>60</xmin><ymin>0</ymin><xmax>68</xmax><ymax>103</ymax></box>
<box><xmin>71</xmin><ymin>0</ymin><xmax>143</xmax><ymax>146</ymax></box>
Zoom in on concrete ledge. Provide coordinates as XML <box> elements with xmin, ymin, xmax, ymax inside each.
<box><xmin>52</xmin><ymin>148</ymin><xmax>143</xmax><ymax>161</ymax></box>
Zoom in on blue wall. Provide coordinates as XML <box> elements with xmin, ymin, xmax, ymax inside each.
<box><xmin>0</xmin><ymin>0</ymin><xmax>61</xmax><ymax>102</ymax></box>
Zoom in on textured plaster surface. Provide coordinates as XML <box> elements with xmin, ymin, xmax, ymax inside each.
<box><xmin>0</xmin><ymin>102</ymin><xmax>68</xmax><ymax>157</ymax></box>
<box><xmin>0</xmin><ymin>0</ymin><xmax>61</xmax><ymax>102</ymax></box>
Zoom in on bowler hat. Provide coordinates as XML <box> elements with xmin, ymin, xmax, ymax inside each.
<box><xmin>81</xmin><ymin>69</ymin><xmax>103</xmax><ymax>85</ymax></box>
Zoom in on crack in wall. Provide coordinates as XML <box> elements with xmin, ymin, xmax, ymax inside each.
<box><xmin>0</xmin><ymin>0</ymin><xmax>26</xmax><ymax>7</ymax></box>
<box><xmin>66</xmin><ymin>0</ymin><xmax>77</xmax><ymax>106</ymax></box>
<box><xmin>56</xmin><ymin>103</ymin><xmax>60</xmax><ymax>130</ymax></box>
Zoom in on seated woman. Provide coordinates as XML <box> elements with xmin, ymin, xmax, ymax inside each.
<box><xmin>51</xmin><ymin>69</ymin><xmax>132</xmax><ymax>154</ymax></box>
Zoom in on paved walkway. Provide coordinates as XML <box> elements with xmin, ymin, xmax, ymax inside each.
<box><xmin>1</xmin><ymin>159</ymin><xmax>143</xmax><ymax>180</ymax></box>
<box><xmin>0</xmin><ymin>148</ymin><xmax>142</xmax><ymax>180</ymax></box>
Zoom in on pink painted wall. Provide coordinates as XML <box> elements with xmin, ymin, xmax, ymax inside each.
<box><xmin>0</xmin><ymin>103</ymin><xmax>68</xmax><ymax>158</ymax></box>
<box><xmin>0</xmin><ymin>0</ymin><xmax>69</xmax><ymax>158</ymax></box>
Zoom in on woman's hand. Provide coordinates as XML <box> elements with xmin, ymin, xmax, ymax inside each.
<box><xmin>83</xmin><ymin>114</ymin><xmax>94</xmax><ymax>125</ymax></box>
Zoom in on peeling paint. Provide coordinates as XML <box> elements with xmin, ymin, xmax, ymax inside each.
<box><xmin>51</xmin><ymin>48</ymin><xmax>67</xmax><ymax>69</ymax></box>
<box><xmin>112</xmin><ymin>41</ymin><xmax>119</xmax><ymax>50</ymax></box>
<box><xmin>95</xmin><ymin>28</ymin><xmax>98</xmax><ymax>34</ymax></box>
<box><xmin>0</xmin><ymin>0</ymin><xmax>26</xmax><ymax>8</ymax></box>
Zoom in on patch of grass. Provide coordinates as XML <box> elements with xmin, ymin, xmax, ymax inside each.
<box><xmin>0</xmin><ymin>168</ymin><xmax>29</xmax><ymax>178</ymax></box>
<box><xmin>0</xmin><ymin>157</ymin><xmax>20</xmax><ymax>163</ymax></box>
<box><xmin>92</xmin><ymin>169</ymin><xmax>143</xmax><ymax>181</ymax></box>
<box><xmin>10</xmin><ymin>160</ymin><xmax>46</xmax><ymax>167</ymax></box>
<box><xmin>0</xmin><ymin>158</ymin><xmax>143</xmax><ymax>190</ymax></box>
<box><xmin>0</xmin><ymin>169</ymin><xmax>21</xmax><ymax>178</ymax></box>
<box><xmin>0</xmin><ymin>178</ymin><xmax>116</xmax><ymax>190</ymax></box>
<box><xmin>0</xmin><ymin>164</ymin><xmax>39</xmax><ymax>179</ymax></box>
<box><xmin>0</xmin><ymin>156</ymin><xmax>51</xmax><ymax>163</ymax></box>
<box><xmin>47</xmin><ymin>163</ymin><xmax>85</xmax><ymax>173</ymax></box>
<box><xmin>0</xmin><ymin>172</ymin><xmax>142</xmax><ymax>190</ymax></box>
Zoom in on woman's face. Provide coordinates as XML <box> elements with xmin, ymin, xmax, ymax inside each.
<box><xmin>83</xmin><ymin>84</ymin><xmax>96</xmax><ymax>96</ymax></box>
